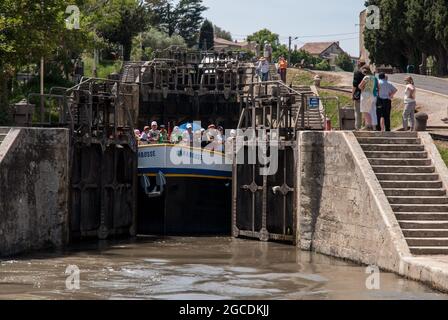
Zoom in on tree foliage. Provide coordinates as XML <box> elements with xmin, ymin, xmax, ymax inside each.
<box><xmin>94</xmin><ymin>0</ymin><xmax>150</xmax><ymax>61</ymax></box>
<box><xmin>0</xmin><ymin>0</ymin><xmax>91</xmax><ymax>123</ymax></box>
<box><xmin>147</xmin><ymin>0</ymin><xmax>207</xmax><ymax>48</ymax></box>
<box><xmin>214</xmin><ymin>25</ymin><xmax>232</xmax><ymax>41</ymax></box>
<box><xmin>247</xmin><ymin>29</ymin><xmax>280</xmax><ymax>50</ymax></box>
<box><xmin>364</xmin><ymin>0</ymin><xmax>448</xmax><ymax>75</ymax></box>
<box><xmin>198</xmin><ymin>19</ymin><xmax>214</xmax><ymax>50</ymax></box>
<box><xmin>131</xmin><ymin>27</ymin><xmax>186</xmax><ymax>60</ymax></box>
<box><xmin>335</xmin><ymin>52</ymin><xmax>354</xmax><ymax>72</ymax></box>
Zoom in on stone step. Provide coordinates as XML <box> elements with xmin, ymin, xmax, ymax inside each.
<box><xmin>384</xmin><ymin>188</ymin><xmax>447</xmax><ymax>197</ymax></box>
<box><xmin>400</xmin><ymin>221</ymin><xmax>448</xmax><ymax>229</ymax></box>
<box><xmin>403</xmin><ymin>229</ymin><xmax>448</xmax><ymax>238</ymax></box>
<box><xmin>377</xmin><ymin>173</ymin><xmax>439</xmax><ymax>181</ymax></box>
<box><xmin>357</xmin><ymin>138</ymin><xmax>421</xmax><ymax>145</ymax></box>
<box><xmin>410</xmin><ymin>247</ymin><xmax>448</xmax><ymax>255</ymax></box>
<box><xmin>388</xmin><ymin>196</ymin><xmax>448</xmax><ymax>205</ymax></box>
<box><xmin>355</xmin><ymin>131</ymin><xmax>418</xmax><ymax>138</ymax></box>
<box><xmin>0</xmin><ymin>134</ymin><xmax>6</xmax><ymax>142</ymax></box>
<box><xmin>361</xmin><ymin>144</ymin><xmax>425</xmax><ymax>152</ymax></box>
<box><xmin>396</xmin><ymin>212</ymin><xmax>448</xmax><ymax>221</ymax></box>
<box><xmin>393</xmin><ymin>204</ymin><xmax>448</xmax><ymax>212</ymax></box>
<box><xmin>380</xmin><ymin>180</ymin><xmax>443</xmax><ymax>189</ymax></box>
<box><xmin>0</xmin><ymin>128</ymin><xmax>10</xmax><ymax>134</ymax></box>
<box><xmin>368</xmin><ymin>158</ymin><xmax>432</xmax><ymax>166</ymax></box>
<box><xmin>373</xmin><ymin>166</ymin><xmax>435</xmax><ymax>174</ymax></box>
<box><xmin>364</xmin><ymin>151</ymin><xmax>428</xmax><ymax>159</ymax></box>
<box><xmin>407</xmin><ymin>238</ymin><xmax>448</xmax><ymax>247</ymax></box>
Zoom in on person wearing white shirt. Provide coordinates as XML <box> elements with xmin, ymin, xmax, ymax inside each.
<box><xmin>403</xmin><ymin>76</ymin><xmax>417</xmax><ymax>131</ymax></box>
<box><xmin>257</xmin><ymin>57</ymin><xmax>270</xmax><ymax>82</ymax></box>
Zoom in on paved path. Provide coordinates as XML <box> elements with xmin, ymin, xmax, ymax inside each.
<box><xmin>388</xmin><ymin>73</ymin><xmax>448</xmax><ymax>97</ymax></box>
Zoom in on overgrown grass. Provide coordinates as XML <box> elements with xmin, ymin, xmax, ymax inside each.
<box><xmin>287</xmin><ymin>68</ymin><xmax>337</xmax><ymax>87</ymax></box>
<box><xmin>83</xmin><ymin>56</ymin><xmax>123</xmax><ymax>79</ymax></box>
<box><xmin>318</xmin><ymin>90</ymin><xmax>352</xmax><ymax>128</ymax></box>
<box><xmin>391</xmin><ymin>98</ymin><xmax>403</xmax><ymax>130</ymax></box>
<box><xmin>435</xmin><ymin>141</ymin><xmax>448</xmax><ymax>167</ymax></box>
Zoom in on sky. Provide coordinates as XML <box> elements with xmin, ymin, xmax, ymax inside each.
<box><xmin>201</xmin><ymin>0</ymin><xmax>366</xmax><ymax>57</ymax></box>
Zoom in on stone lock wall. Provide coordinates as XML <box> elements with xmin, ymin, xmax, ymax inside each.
<box><xmin>0</xmin><ymin>128</ymin><xmax>70</xmax><ymax>256</ymax></box>
<box><xmin>296</xmin><ymin>131</ymin><xmax>410</xmax><ymax>272</ymax></box>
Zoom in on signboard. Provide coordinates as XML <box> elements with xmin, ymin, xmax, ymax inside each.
<box><xmin>308</xmin><ymin>97</ymin><xmax>320</xmax><ymax>109</ymax></box>
<box><xmin>138</xmin><ymin>145</ymin><xmax>232</xmax><ymax>178</ymax></box>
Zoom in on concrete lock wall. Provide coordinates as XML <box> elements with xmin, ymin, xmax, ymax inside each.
<box><xmin>0</xmin><ymin>128</ymin><xmax>70</xmax><ymax>256</ymax></box>
<box><xmin>296</xmin><ymin>131</ymin><xmax>448</xmax><ymax>292</ymax></box>
<box><xmin>296</xmin><ymin>131</ymin><xmax>410</xmax><ymax>272</ymax></box>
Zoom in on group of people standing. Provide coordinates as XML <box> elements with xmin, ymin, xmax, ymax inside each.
<box><xmin>135</xmin><ymin>121</ymin><xmax>235</xmax><ymax>153</ymax></box>
<box><xmin>353</xmin><ymin>61</ymin><xmax>417</xmax><ymax>131</ymax></box>
<box><xmin>256</xmin><ymin>55</ymin><xmax>288</xmax><ymax>83</ymax></box>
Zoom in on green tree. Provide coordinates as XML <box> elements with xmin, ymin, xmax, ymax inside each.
<box><xmin>147</xmin><ymin>0</ymin><xmax>206</xmax><ymax>48</ymax></box>
<box><xmin>364</xmin><ymin>0</ymin><xmax>410</xmax><ymax>71</ymax></box>
<box><xmin>0</xmin><ymin>0</ymin><xmax>89</xmax><ymax>123</ymax></box>
<box><xmin>364</xmin><ymin>0</ymin><xmax>448</xmax><ymax>75</ymax></box>
<box><xmin>315</xmin><ymin>60</ymin><xmax>331</xmax><ymax>71</ymax></box>
<box><xmin>146</xmin><ymin>0</ymin><xmax>177</xmax><ymax>37</ymax></box>
<box><xmin>214</xmin><ymin>25</ymin><xmax>232</xmax><ymax>41</ymax></box>
<box><xmin>176</xmin><ymin>0</ymin><xmax>207</xmax><ymax>47</ymax></box>
<box><xmin>198</xmin><ymin>20</ymin><xmax>214</xmax><ymax>50</ymax></box>
<box><xmin>247</xmin><ymin>29</ymin><xmax>280</xmax><ymax>50</ymax></box>
<box><xmin>95</xmin><ymin>0</ymin><xmax>150</xmax><ymax>61</ymax></box>
<box><xmin>335</xmin><ymin>52</ymin><xmax>354</xmax><ymax>72</ymax></box>
<box><xmin>427</xmin><ymin>0</ymin><xmax>448</xmax><ymax>75</ymax></box>
<box><xmin>131</xmin><ymin>27</ymin><xmax>186</xmax><ymax>60</ymax></box>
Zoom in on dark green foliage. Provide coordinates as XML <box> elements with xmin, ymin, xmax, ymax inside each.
<box><xmin>335</xmin><ymin>52</ymin><xmax>354</xmax><ymax>72</ymax></box>
<box><xmin>214</xmin><ymin>25</ymin><xmax>232</xmax><ymax>41</ymax></box>
<box><xmin>364</xmin><ymin>0</ymin><xmax>448</xmax><ymax>75</ymax></box>
<box><xmin>147</xmin><ymin>0</ymin><xmax>207</xmax><ymax>48</ymax></box>
<box><xmin>198</xmin><ymin>19</ymin><xmax>214</xmax><ymax>50</ymax></box>
<box><xmin>315</xmin><ymin>60</ymin><xmax>331</xmax><ymax>71</ymax></box>
<box><xmin>247</xmin><ymin>29</ymin><xmax>280</xmax><ymax>50</ymax></box>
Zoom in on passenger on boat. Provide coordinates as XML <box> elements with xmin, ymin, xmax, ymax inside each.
<box><xmin>204</xmin><ymin>124</ymin><xmax>224</xmax><ymax>152</ymax></box>
<box><xmin>140</xmin><ymin>126</ymin><xmax>150</xmax><ymax>142</ymax></box>
<box><xmin>181</xmin><ymin>124</ymin><xmax>194</xmax><ymax>147</ymax></box>
<box><xmin>148</xmin><ymin>121</ymin><xmax>160</xmax><ymax>144</ymax></box>
<box><xmin>170</xmin><ymin>126</ymin><xmax>183</xmax><ymax>144</ymax></box>
<box><xmin>159</xmin><ymin>125</ymin><xmax>168</xmax><ymax>143</ymax></box>
<box><xmin>134</xmin><ymin>129</ymin><xmax>141</xmax><ymax>140</ymax></box>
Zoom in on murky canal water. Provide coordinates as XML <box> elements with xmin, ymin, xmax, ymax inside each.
<box><xmin>0</xmin><ymin>237</ymin><xmax>446</xmax><ymax>300</ymax></box>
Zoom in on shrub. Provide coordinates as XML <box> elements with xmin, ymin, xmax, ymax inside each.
<box><xmin>315</xmin><ymin>60</ymin><xmax>331</xmax><ymax>71</ymax></box>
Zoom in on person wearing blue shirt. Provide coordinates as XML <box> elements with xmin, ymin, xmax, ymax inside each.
<box><xmin>377</xmin><ymin>73</ymin><xmax>398</xmax><ymax>131</ymax></box>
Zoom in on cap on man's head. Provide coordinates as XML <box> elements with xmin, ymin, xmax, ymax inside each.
<box><xmin>160</xmin><ymin>125</ymin><xmax>166</xmax><ymax>129</ymax></box>
<box><xmin>144</xmin><ymin>126</ymin><xmax>150</xmax><ymax>131</ymax></box>
<box><xmin>208</xmin><ymin>124</ymin><xmax>216</xmax><ymax>129</ymax></box>
<box><xmin>186</xmin><ymin>123</ymin><xmax>193</xmax><ymax>129</ymax></box>
<box><xmin>151</xmin><ymin>121</ymin><xmax>158</xmax><ymax>127</ymax></box>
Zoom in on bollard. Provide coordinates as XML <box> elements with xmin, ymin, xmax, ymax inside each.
<box><xmin>415</xmin><ymin>112</ymin><xmax>429</xmax><ymax>132</ymax></box>
<box><xmin>325</xmin><ymin>117</ymin><xmax>332</xmax><ymax>131</ymax></box>
<box><xmin>313</xmin><ymin>75</ymin><xmax>322</xmax><ymax>88</ymax></box>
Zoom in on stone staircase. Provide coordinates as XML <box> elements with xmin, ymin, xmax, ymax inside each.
<box><xmin>0</xmin><ymin>128</ymin><xmax>10</xmax><ymax>146</ymax></box>
<box><xmin>355</xmin><ymin>131</ymin><xmax>448</xmax><ymax>255</ymax></box>
<box><xmin>297</xmin><ymin>108</ymin><xmax>324</xmax><ymax>130</ymax></box>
